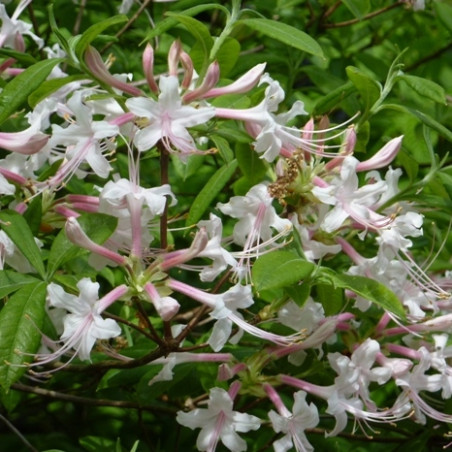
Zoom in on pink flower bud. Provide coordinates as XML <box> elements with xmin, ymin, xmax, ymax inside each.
<box><xmin>356</xmin><ymin>136</ymin><xmax>403</xmax><ymax>172</ymax></box>
<box><xmin>142</xmin><ymin>43</ymin><xmax>159</xmax><ymax>93</ymax></box>
<box><xmin>179</xmin><ymin>50</ymin><xmax>194</xmax><ymax>89</ymax></box>
<box><xmin>0</xmin><ymin>126</ymin><xmax>48</xmax><ymax>155</ymax></box>
<box><xmin>182</xmin><ymin>61</ymin><xmax>220</xmax><ymax>103</ymax></box>
<box><xmin>65</xmin><ymin>216</ymin><xmax>126</xmax><ymax>266</ymax></box>
<box><xmin>202</xmin><ymin>63</ymin><xmax>266</xmax><ymax>99</ymax></box>
<box><xmin>85</xmin><ymin>46</ymin><xmax>143</xmax><ymax>97</ymax></box>
<box><xmin>144</xmin><ymin>282</ymin><xmax>180</xmax><ymax>320</ymax></box>
<box><xmin>168</xmin><ymin>40</ymin><xmax>181</xmax><ymax>76</ymax></box>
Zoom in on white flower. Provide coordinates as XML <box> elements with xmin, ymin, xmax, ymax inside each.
<box><xmin>195</xmin><ymin>214</ymin><xmax>238</xmax><ymax>282</ymax></box>
<box><xmin>126</xmin><ymin>75</ymin><xmax>215</xmax><ymax>158</ymax></box>
<box><xmin>312</xmin><ymin>156</ymin><xmax>388</xmax><ymax>233</ymax></box>
<box><xmin>36</xmin><ymin>279</ymin><xmax>126</xmax><ymax>365</ymax></box>
<box><xmin>176</xmin><ymin>385</ymin><xmax>261</xmax><ymax>452</ymax></box>
<box><xmin>0</xmin><ymin>0</ymin><xmax>43</xmax><ymax>49</ymax></box>
<box><xmin>268</xmin><ymin>391</ymin><xmax>318</xmax><ymax>452</ymax></box>
<box><xmin>47</xmin><ymin>92</ymin><xmax>119</xmax><ymax>188</ymax></box>
<box><xmin>218</xmin><ymin>183</ymin><xmax>291</xmax><ymax>247</ymax></box>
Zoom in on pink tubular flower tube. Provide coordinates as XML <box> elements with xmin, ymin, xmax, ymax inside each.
<box><xmin>0</xmin><ymin>125</ymin><xmax>49</xmax><ymax>155</ymax></box>
<box><xmin>85</xmin><ymin>46</ymin><xmax>143</xmax><ymax>97</ymax></box>
<box><xmin>65</xmin><ymin>217</ymin><xmax>126</xmax><ymax>266</ymax></box>
<box><xmin>356</xmin><ymin>136</ymin><xmax>403</xmax><ymax>172</ymax></box>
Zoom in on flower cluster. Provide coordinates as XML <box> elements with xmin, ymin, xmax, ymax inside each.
<box><xmin>0</xmin><ymin>2</ymin><xmax>451</xmax><ymax>451</ymax></box>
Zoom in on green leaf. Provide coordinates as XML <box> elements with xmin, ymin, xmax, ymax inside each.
<box><xmin>215</xmin><ymin>37</ymin><xmax>241</xmax><ymax>77</ymax></box>
<box><xmin>434</xmin><ymin>2</ymin><xmax>452</xmax><ymax>34</ymax></box>
<box><xmin>383</xmin><ymin>104</ymin><xmax>452</xmax><ymax>144</ymax></box>
<box><xmin>0</xmin><ymin>48</ymin><xmax>37</xmax><ymax>65</ymax></box>
<box><xmin>316</xmin><ymin>268</ymin><xmax>405</xmax><ymax>318</ymax></box>
<box><xmin>211</xmin><ymin>135</ymin><xmax>234</xmax><ymax>163</ymax></box>
<box><xmin>0</xmin><ymin>210</ymin><xmax>45</xmax><ymax>279</ymax></box>
<box><xmin>74</xmin><ymin>15</ymin><xmax>128</xmax><ymax>59</ymax></box>
<box><xmin>22</xmin><ymin>196</ymin><xmax>42</xmax><ymax>236</ymax></box>
<box><xmin>398</xmin><ymin>74</ymin><xmax>446</xmax><ymax>105</ymax></box>
<box><xmin>316</xmin><ymin>283</ymin><xmax>343</xmax><ymax>316</ymax></box>
<box><xmin>314</xmin><ymin>81</ymin><xmax>355</xmax><ymax>114</ymax></box>
<box><xmin>0</xmin><ymin>282</ymin><xmax>47</xmax><ymax>391</ymax></box>
<box><xmin>47</xmin><ymin>213</ymin><xmax>118</xmax><ymax>278</ymax></box>
<box><xmin>29</xmin><ymin>75</ymin><xmax>88</xmax><ymax>108</ymax></box>
<box><xmin>341</xmin><ymin>0</ymin><xmax>370</xmax><ymax>19</ymax></box>
<box><xmin>236</xmin><ymin>142</ymin><xmax>267</xmax><ymax>184</ymax></box>
<box><xmin>143</xmin><ymin>4</ymin><xmax>228</xmax><ymax>41</ymax></box>
<box><xmin>252</xmin><ymin>251</ymin><xmax>315</xmax><ymax>293</ymax></box>
<box><xmin>238</xmin><ymin>18</ymin><xmax>323</xmax><ymax>58</ymax></box>
<box><xmin>0</xmin><ymin>271</ymin><xmax>40</xmax><ymax>298</ymax></box>
<box><xmin>346</xmin><ymin>66</ymin><xmax>381</xmax><ymax>112</ymax></box>
<box><xmin>166</xmin><ymin>13</ymin><xmax>213</xmax><ymax>73</ymax></box>
<box><xmin>48</xmin><ymin>4</ymin><xmax>71</xmax><ymax>57</ymax></box>
<box><xmin>186</xmin><ymin>159</ymin><xmax>238</xmax><ymax>226</ymax></box>
<box><xmin>285</xmin><ymin>283</ymin><xmax>311</xmax><ymax>307</ymax></box>
<box><xmin>0</xmin><ymin>58</ymin><xmax>63</xmax><ymax>125</ymax></box>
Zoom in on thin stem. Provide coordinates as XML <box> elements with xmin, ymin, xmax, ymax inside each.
<box><xmin>103</xmin><ymin>311</ymin><xmax>157</xmax><ymax>341</ymax></box>
<box><xmin>11</xmin><ymin>383</ymin><xmax>177</xmax><ymax>414</ymax></box>
<box><xmin>0</xmin><ymin>414</ymin><xmax>38</xmax><ymax>452</ymax></box>
<box><xmin>101</xmin><ymin>0</ymin><xmax>154</xmax><ymax>53</ymax></box>
<box><xmin>26</xmin><ymin>3</ymin><xmax>45</xmax><ymax>60</ymax></box>
<box><xmin>135</xmin><ymin>297</ymin><xmax>164</xmax><ymax>345</ymax></box>
<box><xmin>72</xmin><ymin>0</ymin><xmax>88</xmax><ymax>35</ymax></box>
<box><xmin>323</xmin><ymin>2</ymin><xmax>403</xmax><ymax>29</ymax></box>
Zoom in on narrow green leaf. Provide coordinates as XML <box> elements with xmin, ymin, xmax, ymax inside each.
<box><xmin>0</xmin><ymin>48</ymin><xmax>36</xmax><ymax>65</ymax></box>
<box><xmin>22</xmin><ymin>195</ymin><xmax>42</xmax><ymax>236</ymax></box>
<box><xmin>238</xmin><ymin>18</ymin><xmax>323</xmax><ymax>58</ymax></box>
<box><xmin>47</xmin><ymin>213</ymin><xmax>118</xmax><ymax>278</ymax></box>
<box><xmin>399</xmin><ymin>74</ymin><xmax>446</xmax><ymax>105</ymax></box>
<box><xmin>74</xmin><ymin>15</ymin><xmax>128</xmax><ymax>59</ymax></box>
<box><xmin>0</xmin><ymin>271</ymin><xmax>40</xmax><ymax>298</ymax></box>
<box><xmin>0</xmin><ymin>58</ymin><xmax>63</xmax><ymax>125</ymax></box>
<box><xmin>186</xmin><ymin>159</ymin><xmax>238</xmax><ymax>226</ymax></box>
<box><xmin>29</xmin><ymin>75</ymin><xmax>88</xmax><ymax>108</ymax></box>
<box><xmin>314</xmin><ymin>81</ymin><xmax>355</xmax><ymax>114</ymax></box>
<box><xmin>0</xmin><ymin>282</ymin><xmax>47</xmax><ymax>391</ymax></box>
<box><xmin>316</xmin><ymin>268</ymin><xmax>405</xmax><ymax>318</ymax></box>
<box><xmin>48</xmin><ymin>4</ymin><xmax>71</xmax><ymax>57</ymax></box>
<box><xmin>346</xmin><ymin>66</ymin><xmax>381</xmax><ymax>111</ymax></box>
<box><xmin>0</xmin><ymin>210</ymin><xmax>45</xmax><ymax>279</ymax></box>
<box><xmin>252</xmin><ymin>251</ymin><xmax>315</xmax><ymax>293</ymax></box>
<box><xmin>383</xmin><ymin>104</ymin><xmax>452</xmax><ymax>144</ymax></box>
<box><xmin>341</xmin><ymin>0</ymin><xmax>370</xmax><ymax>19</ymax></box>
<box><xmin>211</xmin><ymin>135</ymin><xmax>234</xmax><ymax>163</ymax></box>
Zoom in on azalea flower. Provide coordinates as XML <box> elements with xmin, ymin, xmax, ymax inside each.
<box><xmin>176</xmin><ymin>382</ymin><xmax>261</xmax><ymax>452</ymax></box>
<box><xmin>32</xmin><ymin>279</ymin><xmax>126</xmax><ymax>369</ymax></box>
<box><xmin>45</xmin><ymin>92</ymin><xmax>119</xmax><ymax>189</ymax></box>
<box><xmin>312</xmin><ymin>156</ymin><xmax>389</xmax><ymax>232</ymax></box>
<box><xmin>125</xmin><ymin>75</ymin><xmax>215</xmax><ymax>158</ymax></box>
<box><xmin>0</xmin><ymin>0</ymin><xmax>43</xmax><ymax>50</ymax></box>
<box><xmin>264</xmin><ymin>385</ymin><xmax>318</xmax><ymax>452</ymax></box>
